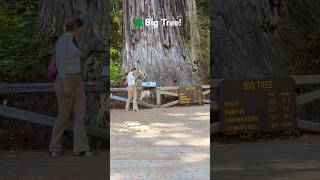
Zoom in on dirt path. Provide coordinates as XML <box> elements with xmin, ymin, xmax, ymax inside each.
<box><xmin>0</xmin><ymin>151</ymin><xmax>108</xmax><ymax>180</ymax></box>
<box><xmin>110</xmin><ymin>105</ymin><xmax>210</xmax><ymax>180</ymax></box>
<box><xmin>212</xmin><ymin>136</ymin><xmax>320</xmax><ymax>180</ymax></box>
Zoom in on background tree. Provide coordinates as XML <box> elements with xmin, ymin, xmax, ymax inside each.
<box><xmin>110</xmin><ymin>0</ymin><xmax>123</xmax><ymax>87</ymax></box>
<box><xmin>35</xmin><ymin>0</ymin><xmax>109</xmax><ymax>127</ymax></box>
<box><xmin>196</xmin><ymin>0</ymin><xmax>210</xmax><ymax>85</ymax></box>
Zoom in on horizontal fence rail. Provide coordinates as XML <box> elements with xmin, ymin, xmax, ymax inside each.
<box><xmin>111</xmin><ymin>85</ymin><xmax>210</xmax><ymax>108</ymax></box>
<box><xmin>0</xmin><ymin>82</ymin><xmax>106</xmax><ymax>93</ymax></box>
<box><xmin>0</xmin><ymin>105</ymin><xmax>108</xmax><ymax>139</ymax></box>
<box><xmin>0</xmin><ymin>82</ymin><xmax>108</xmax><ymax>138</ymax></box>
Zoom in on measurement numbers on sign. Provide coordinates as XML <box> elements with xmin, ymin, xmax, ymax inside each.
<box><xmin>267</xmin><ymin>92</ymin><xmax>278</xmax><ymax>123</ymax></box>
<box><xmin>281</xmin><ymin>91</ymin><xmax>293</xmax><ymax>128</ymax></box>
<box><xmin>268</xmin><ymin>91</ymin><xmax>294</xmax><ymax>129</ymax></box>
<box><xmin>178</xmin><ymin>86</ymin><xmax>203</xmax><ymax>105</ymax></box>
<box><xmin>179</xmin><ymin>94</ymin><xmax>191</xmax><ymax>104</ymax></box>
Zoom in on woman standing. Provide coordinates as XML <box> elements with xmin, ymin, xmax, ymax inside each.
<box><xmin>49</xmin><ymin>18</ymin><xmax>94</xmax><ymax>157</ymax></box>
<box><xmin>125</xmin><ymin>66</ymin><xmax>139</xmax><ymax>112</ymax></box>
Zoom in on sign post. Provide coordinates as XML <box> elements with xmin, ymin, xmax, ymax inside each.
<box><xmin>178</xmin><ymin>86</ymin><xmax>203</xmax><ymax>105</ymax></box>
<box><xmin>219</xmin><ymin>78</ymin><xmax>296</xmax><ymax>135</ymax></box>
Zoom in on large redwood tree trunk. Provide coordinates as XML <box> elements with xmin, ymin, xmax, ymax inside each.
<box><xmin>212</xmin><ymin>0</ymin><xmax>289</xmax><ymax>79</ymax></box>
<box><xmin>35</xmin><ymin>0</ymin><xmax>109</xmax><ymax>128</ymax></box>
<box><xmin>122</xmin><ymin>0</ymin><xmax>200</xmax><ymax>86</ymax></box>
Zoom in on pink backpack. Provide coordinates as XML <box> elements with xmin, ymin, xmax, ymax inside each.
<box><xmin>48</xmin><ymin>52</ymin><xmax>57</xmax><ymax>81</ymax></box>
<box><xmin>123</xmin><ymin>79</ymin><xmax>128</xmax><ymax>87</ymax></box>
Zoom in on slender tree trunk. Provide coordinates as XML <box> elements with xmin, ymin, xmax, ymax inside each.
<box><xmin>35</xmin><ymin>0</ymin><xmax>109</xmax><ymax>128</ymax></box>
<box><xmin>123</xmin><ymin>0</ymin><xmax>200</xmax><ymax>86</ymax></box>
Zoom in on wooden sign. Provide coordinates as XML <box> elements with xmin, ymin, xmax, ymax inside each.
<box><xmin>219</xmin><ymin>78</ymin><xmax>296</xmax><ymax>135</ymax></box>
<box><xmin>178</xmin><ymin>86</ymin><xmax>203</xmax><ymax>105</ymax></box>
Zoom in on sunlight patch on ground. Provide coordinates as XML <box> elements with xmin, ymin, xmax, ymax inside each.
<box><xmin>194</xmin><ymin>112</ymin><xmax>210</xmax><ymax>116</ymax></box>
<box><xmin>149</xmin><ymin>122</ymin><xmax>184</xmax><ymax>128</ymax></box>
<box><xmin>189</xmin><ymin>116</ymin><xmax>210</xmax><ymax>121</ymax></box>
<box><xmin>166</xmin><ymin>133</ymin><xmax>193</xmax><ymax>138</ymax></box>
<box><xmin>134</xmin><ymin>131</ymin><xmax>194</xmax><ymax>139</ymax></box>
<box><xmin>180</xmin><ymin>152</ymin><xmax>210</xmax><ymax>163</ymax></box>
<box><xmin>130</xmin><ymin>125</ymin><xmax>151</xmax><ymax>131</ymax></box>
<box><xmin>183</xmin><ymin>138</ymin><xmax>210</xmax><ymax>147</ymax></box>
<box><xmin>126</xmin><ymin>121</ymin><xmax>141</xmax><ymax>126</ymax></box>
<box><xmin>165</xmin><ymin>113</ymin><xmax>187</xmax><ymax>117</ymax></box>
<box><xmin>134</xmin><ymin>130</ymin><xmax>161</xmax><ymax>138</ymax></box>
<box><xmin>154</xmin><ymin>140</ymin><xmax>182</xmax><ymax>146</ymax></box>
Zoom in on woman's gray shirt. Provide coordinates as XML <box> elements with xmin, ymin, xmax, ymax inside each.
<box><xmin>55</xmin><ymin>32</ymin><xmax>82</xmax><ymax>78</ymax></box>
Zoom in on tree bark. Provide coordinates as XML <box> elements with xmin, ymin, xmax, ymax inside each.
<box><xmin>212</xmin><ymin>0</ymin><xmax>289</xmax><ymax>79</ymax></box>
<box><xmin>35</xmin><ymin>0</ymin><xmax>109</xmax><ymax>128</ymax></box>
<box><xmin>122</xmin><ymin>0</ymin><xmax>200</xmax><ymax>86</ymax></box>
<box><xmin>212</xmin><ymin>0</ymin><xmax>320</xmax><ymax>79</ymax></box>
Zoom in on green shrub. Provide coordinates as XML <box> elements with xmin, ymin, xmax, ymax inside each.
<box><xmin>110</xmin><ymin>47</ymin><xmax>126</xmax><ymax>87</ymax></box>
<box><xmin>0</xmin><ymin>0</ymin><xmax>40</xmax><ymax>82</ymax></box>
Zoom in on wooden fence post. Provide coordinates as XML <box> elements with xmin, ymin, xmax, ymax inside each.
<box><xmin>156</xmin><ymin>89</ymin><xmax>161</xmax><ymax>107</ymax></box>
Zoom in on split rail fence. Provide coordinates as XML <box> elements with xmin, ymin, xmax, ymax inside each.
<box><xmin>0</xmin><ymin>82</ymin><xmax>108</xmax><ymax>139</ymax></box>
<box><xmin>110</xmin><ymin>85</ymin><xmax>210</xmax><ymax>108</ymax></box>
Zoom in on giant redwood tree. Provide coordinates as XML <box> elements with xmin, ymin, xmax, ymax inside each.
<box><xmin>122</xmin><ymin>0</ymin><xmax>201</xmax><ymax>86</ymax></box>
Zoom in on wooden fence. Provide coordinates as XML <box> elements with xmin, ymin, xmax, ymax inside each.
<box><xmin>110</xmin><ymin>85</ymin><xmax>210</xmax><ymax>108</ymax></box>
<box><xmin>212</xmin><ymin>75</ymin><xmax>320</xmax><ymax>134</ymax></box>
<box><xmin>4</xmin><ymin>76</ymin><xmax>318</xmax><ymax>135</ymax></box>
<box><xmin>0</xmin><ymin>82</ymin><xmax>106</xmax><ymax>93</ymax></box>
<box><xmin>0</xmin><ymin>82</ymin><xmax>108</xmax><ymax>139</ymax></box>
